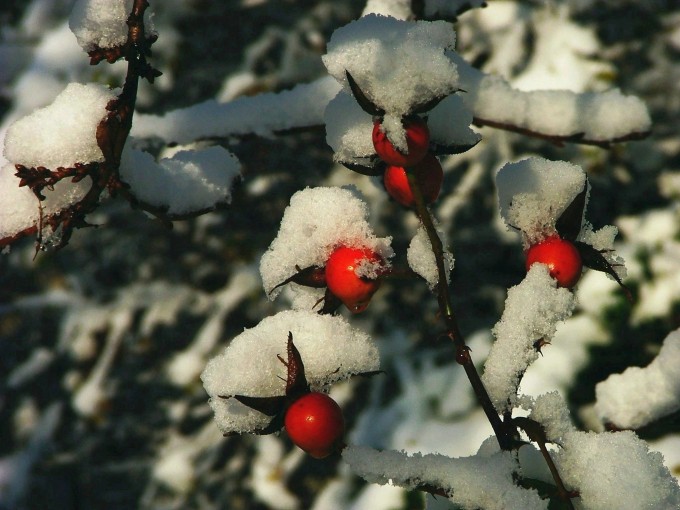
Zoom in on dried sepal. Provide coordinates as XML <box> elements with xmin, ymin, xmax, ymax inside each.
<box><xmin>555</xmin><ymin>183</ymin><xmax>588</xmax><ymax>241</ymax></box>
<box><xmin>341</xmin><ymin>159</ymin><xmax>385</xmax><ymax>176</ymax></box>
<box><xmin>429</xmin><ymin>139</ymin><xmax>480</xmax><ymax>156</ymax></box>
<box><xmin>317</xmin><ymin>288</ymin><xmax>343</xmax><ymax>315</ymax></box>
<box><xmin>345</xmin><ymin>70</ymin><xmax>384</xmax><ymax>117</ymax></box>
<box><xmin>269</xmin><ymin>265</ymin><xmax>327</xmax><ymax>296</ymax></box>
<box><xmin>574</xmin><ymin>241</ymin><xmax>633</xmax><ymax>302</ymax></box>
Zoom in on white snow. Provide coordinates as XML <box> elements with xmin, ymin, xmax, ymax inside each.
<box><xmin>69</xmin><ymin>0</ymin><xmax>156</xmax><ymax>52</ymax></box>
<box><xmin>324</xmin><ymin>91</ymin><xmax>375</xmax><ymax>165</ymax></box>
<box><xmin>496</xmin><ymin>157</ymin><xmax>588</xmax><ymax>244</ymax></box>
<box><xmin>119</xmin><ymin>143</ymin><xmax>241</xmax><ymax>215</ymax></box>
<box><xmin>595</xmin><ymin>328</ymin><xmax>680</xmax><ymax>430</ymax></box>
<box><xmin>557</xmin><ymin>430</ymin><xmax>680</xmax><ymax>509</ymax></box>
<box><xmin>482</xmin><ymin>264</ymin><xmax>576</xmax><ymax>410</ymax></box>
<box><xmin>343</xmin><ymin>445</ymin><xmax>547</xmax><ymax>510</ymax></box>
<box><xmin>201</xmin><ymin>310</ymin><xmax>380</xmax><ymax>435</ymax></box>
<box><xmin>259</xmin><ymin>186</ymin><xmax>393</xmax><ymax>300</ymax></box>
<box><xmin>132</xmin><ymin>76</ymin><xmax>341</xmax><ymax>143</ymax></box>
<box><xmin>426</xmin><ymin>95</ymin><xmax>481</xmax><ymax>149</ymax></box>
<box><xmin>4</xmin><ymin>82</ymin><xmax>117</xmax><ymax>169</ymax></box>
<box><xmin>323</xmin><ymin>15</ymin><xmax>460</xmax><ymax>151</ymax></box>
<box><xmin>323</xmin><ymin>15</ymin><xmax>459</xmax><ymax>118</ymax></box>
<box><xmin>361</xmin><ymin>0</ymin><xmax>413</xmax><ymax>20</ymax></box>
<box><xmin>406</xmin><ymin>224</ymin><xmax>454</xmax><ymax>290</ymax></box>
<box><xmin>528</xmin><ymin>391</ymin><xmax>576</xmax><ymax>441</ymax></box>
<box><xmin>449</xmin><ymin>53</ymin><xmax>651</xmax><ymax>141</ymax></box>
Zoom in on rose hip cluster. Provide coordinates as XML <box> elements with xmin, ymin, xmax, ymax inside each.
<box><xmin>374</xmin><ymin>116</ymin><xmax>443</xmax><ymax>208</ymax></box>
<box><xmin>343</xmin><ymin>70</ymin><xmax>444</xmax><ymax>209</ymax></box>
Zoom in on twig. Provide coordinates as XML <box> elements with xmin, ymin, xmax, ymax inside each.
<box><xmin>473</xmin><ymin>117</ymin><xmax>651</xmax><ymax>149</ymax></box>
<box><xmin>514</xmin><ymin>417</ymin><xmax>577</xmax><ymax>509</ymax></box>
<box><xmin>406</xmin><ymin>170</ymin><xmax>512</xmax><ymax>451</ymax></box>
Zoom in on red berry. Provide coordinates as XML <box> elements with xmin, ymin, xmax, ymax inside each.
<box><xmin>525</xmin><ymin>235</ymin><xmax>583</xmax><ymax>288</ymax></box>
<box><xmin>325</xmin><ymin>246</ymin><xmax>383</xmax><ymax>313</ymax></box>
<box><xmin>372</xmin><ymin>117</ymin><xmax>430</xmax><ymax>167</ymax></box>
<box><xmin>284</xmin><ymin>392</ymin><xmax>344</xmax><ymax>459</ymax></box>
<box><xmin>384</xmin><ymin>154</ymin><xmax>443</xmax><ymax>207</ymax></box>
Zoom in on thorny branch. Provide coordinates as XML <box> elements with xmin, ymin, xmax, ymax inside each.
<box><xmin>406</xmin><ymin>170</ymin><xmax>513</xmax><ymax>451</ymax></box>
<box><xmin>1</xmin><ymin>0</ymin><xmax>160</xmax><ymax>252</ymax></box>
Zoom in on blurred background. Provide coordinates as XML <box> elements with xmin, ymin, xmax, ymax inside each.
<box><xmin>0</xmin><ymin>1</ymin><xmax>679</xmax><ymax>508</ymax></box>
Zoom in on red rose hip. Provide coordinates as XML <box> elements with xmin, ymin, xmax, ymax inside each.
<box><xmin>284</xmin><ymin>392</ymin><xmax>345</xmax><ymax>459</ymax></box>
<box><xmin>372</xmin><ymin>116</ymin><xmax>430</xmax><ymax>167</ymax></box>
<box><xmin>325</xmin><ymin>246</ymin><xmax>383</xmax><ymax>313</ymax></box>
<box><xmin>384</xmin><ymin>154</ymin><xmax>443</xmax><ymax>207</ymax></box>
<box><xmin>525</xmin><ymin>235</ymin><xmax>583</xmax><ymax>288</ymax></box>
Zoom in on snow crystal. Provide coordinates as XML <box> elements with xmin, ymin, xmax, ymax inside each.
<box><xmin>201</xmin><ymin>310</ymin><xmax>380</xmax><ymax>434</ymax></box>
<box><xmin>259</xmin><ymin>186</ymin><xmax>393</xmax><ymax>300</ymax></box>
<box><xmin>342</xmin><ymin>445</ymin><xmax>547</xmax><ymax>510</ymax></box>
<box><xmin>69</xmin><ymin>0</ymin><xmax>156</xmax><ymax>52</ymax></box>
<box><xmin>4</xmin><ymin>83</ymin><xmax>117</xmax><ymax>169</ymax></box>
<box><xmin>406</xmin><ymin>224</ymin><xmax>454</xmax><ymax>290</ymax></box>
<box><xmin>119</xmin><ymin>144</ymin><xmax>241</xmax><ymax>215</ymax></box>
<box><xmin>496</xmin><ymin>157</ymin><xmax>588</xmax><ymax>244</ymax></box>
<box><xmin>557</xmin><ymin>430</ymin><xmax>680</xmax><ymax>509</ymax></box>
<box><xmin>0</xmin><ymin>163</ymin><xmax>92</xmax><ymax>240</ymax></box>
<box><xmin>595</xmin><ymin>328</ymin><xmax>680</xmax><ymax>430</ymax></box>
<box><xmin>482</xmin><ymin>264</ymin><xmax>576</xmax><ymax>410</ymax></box>
<box><xmin>323</xmin><ymin>15</ymin><xmax>459</xmax><ymax>119</ymax></box>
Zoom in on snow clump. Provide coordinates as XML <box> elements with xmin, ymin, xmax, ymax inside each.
<box><xmin>119</xmin><ymin>144</ymin><xmax>241</xmax><ymax>215</ymax></box>
<box><xmin>407</xmin><ymin>223</ymin><xmax>454</xmax><ymax>290</ymax></box>
<box><xmin>343</xmin><ymin>445</ymin><xmax>547</xmax><ymax>510</ymax></box>
<box><xmin>482</xmin><ymin>264</ymin><xmax>576</xmax><ymax>410</ymax></box>
<box><xmin>323</xmin><ymin>14</ymin><xmax>461</xmax><ymax>154</ymax></box>
<box><xmin>4</xmin><ymin>82</ymin><xmax>117</xmax><ymax>169</ymax></box>
<box><xmin>496</xmin><ymin>157</ymin><xmax>588</xmax><ymax>245</ymax></box>
<box><xmin>69</xmin><ymin>0</ymin><xmax>156</xmax><ymax>52</ymax></box>
<box><xmin>201</xmin><ymin>310</ymin><xmax>380</xmax><ymax>435</ymax></box>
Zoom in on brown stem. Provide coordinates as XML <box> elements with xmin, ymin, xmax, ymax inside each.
<box><xmin>406</xmin><ymin>170</ymin><xmax>512</xmax><ymax>451</ymax></box>
<box><xmin>536</xmin><ymin>440</ymin><xmax>576</xmax><ymax>509</ymax></box>
<box><xmin>472</xmin><ymin>116</ymin><xmax>650</xmax><ymax>149</ymax></box>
